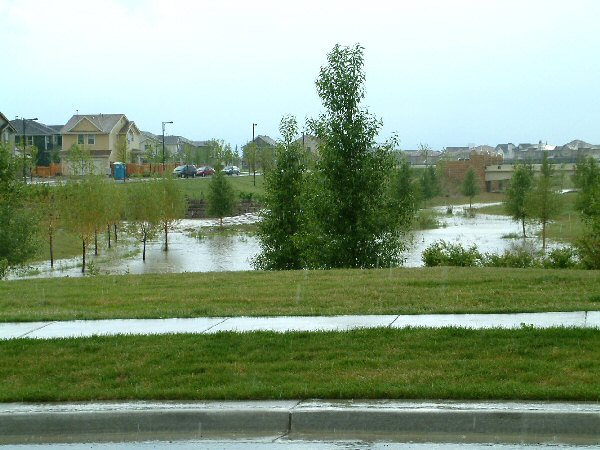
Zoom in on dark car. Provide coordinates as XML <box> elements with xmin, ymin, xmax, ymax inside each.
<box><xmin>173</xmin><ymin>164</ymin><xmax>197</xmax><ymax>178</ymax></box>
<box><xmin>196</xmin><ymin>166</ymin><xmax>215</xmax><ymax>177</ymax></box>
<box><xmin>222</xmin><ymin>165</ymin><xmax>240</xmax><ymax>175</ymax></box>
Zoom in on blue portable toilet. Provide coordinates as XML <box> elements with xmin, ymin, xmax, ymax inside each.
<box><xmin>113</xmin><ymin>162</ymin><xmax>126</xmax><ymax>180</ymax></box>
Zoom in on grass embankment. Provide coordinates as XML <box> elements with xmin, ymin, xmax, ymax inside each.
<box><xmin>2</xmin><ymin>327</ymin><xmax>600</xmax><ymax>402</ymax></box>
<box><xmin>2</xmin><ymin>268</ymin><xmax>600</xmax><ymax>322</ymax></box>
<box><xmin>173</xmin><ymin>174</ymin><xmax>264</xmax><ymax>201</ymax></box>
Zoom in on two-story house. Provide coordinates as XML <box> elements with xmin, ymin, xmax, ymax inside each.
<box><xmin>61</xmin><ymin>114</ymin><xmax>141</xmax><ymax>175</ymax></box>
<box><xmin>0</xmin><ymin>112</ymin><xmax>17</xmax><ymax>149</ymax></box>
<box><xmin>10</xmin><ymin>119</ymin><xmax>63</xmax><ymax>166</ymax></box>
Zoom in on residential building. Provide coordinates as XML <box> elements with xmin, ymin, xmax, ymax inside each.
<box><xmin>0</xmin><ymin>112</ymin><xmax>17</xmax><ymax>148</ymax></box>
<box><xmin>60</xmin><ymin>114</ymin><xmax>141</xmax><ymax>175</ymax></box>
<box><xmin>10</xmin><ymin>119</ymin><xmax>63</xmax><ymax>166</ymax></box>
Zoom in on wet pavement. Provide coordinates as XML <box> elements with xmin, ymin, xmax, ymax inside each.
<box><xmin>1</xmin><ymin>311</ymin><xmax>599</xmax><ymax>340</ymax></box>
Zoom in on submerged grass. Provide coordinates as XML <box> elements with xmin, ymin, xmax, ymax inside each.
<box><xmin>1</xmin><ymin>267</ymin><xmax>600</xmax><ymax>322</ymax></box>
<box><xmin>2</xmin><ymin>327</ymin><xmax>600</xmax><ymax>402</ymax></box>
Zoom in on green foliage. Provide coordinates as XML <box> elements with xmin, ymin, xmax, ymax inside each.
<box><xmin>419</xmin><ymin>165</ymin><xmax>441</xmax><ymax>206</ymax></box>
<box><xmin>460</xmin><ymin>167</ymin><xmax>480</xmax><ymax>209</ymax></box>
<box><xmin>304</xmin><ymin>44</ymin><xmax>411</xmax><ymax>268</ymax></box>
<box><xmin>542</xmin><ymin>247</ymin><xmax>579</xmax><ymax>269</ymax></box>
<box><xmin>0</xmin><ymin>143</ymin><xmax>38</xmax><ymax>274</ymax></box>
<box><xmin>254</xmin><ymin>116</ymin><xmax>306</xmax><ymax>270</ymax></box>
<box><xmin>115</xmin><ymin>135</ymin><xmax>129</xmax><ymax>163</ymax></box>
<box><xmin>155</xmin><ymin>176</ymin><xmax>187</xmax><ymax>250</ymax></box>
<box><xmin>393</xmin><ymin>157</ymin><xmax>419</xmax><ymax>227</ymax></box>
<box><xmin>504</xmin><ymin>161</ymin><xmax>534</xmax><ymax>238</ymax></box>
<box><xmin>422</xmin><ymin>241</ymin><xmax>482</xmax><ymax>267</ymax></box>
<box><xmin>207</xmin><ymin>169</ymin><xmax>235</xmax><ymax>226</ymax></box>
<box><xmin>125</xmin><ymin>181</ymin><xmax>161</xmax><ymax>261</ymax></box>
<box><xmin>525</xmin><ymin>153</ymin><xmax>561</xmax><ymax>251</ymax></box>
<box><xmin>67</xmin><ymin>143</ymin><xmax>93</xmax><ymax>176</ymax></box>
<box><xmin>573</xmin><ymin>156</ymin><xmax>600</xmax><ymax>268</ymax></box>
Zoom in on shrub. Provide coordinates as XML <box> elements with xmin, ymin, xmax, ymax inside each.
<box><xmin>416</xmin><ymin>210</ymin><xmax>441</xmax><ymax>230</ymax></box>
<box><xmin>422</xmin><ymin>241</ymin><xmax>482</xmax><ymax>267</ymax></box>
<box><xmin>542</xmin><ymin>247</ymin><xmax>579</xmax><ymax>269</ymax></box>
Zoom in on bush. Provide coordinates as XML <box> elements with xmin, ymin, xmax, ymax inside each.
<box><xmin>416</xmin><ymin>210</ymin><xmax>441</xmax><ymax>230</ymax></box>
<box><xmin>422</xmin><ymin>241</ymin><xmax>482</xmax><ymax>267</ymax></box>
<box><xmin>481</xmin><ymin>241</ymin><xmax>540</xmax><ymax>268</ymax></box>
<box><xmin>542</xmin><ymin>247</ymin><xmax>579</xmax><ymax>269</ymax></box>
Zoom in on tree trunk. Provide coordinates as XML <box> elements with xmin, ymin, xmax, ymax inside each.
<box><xmin>94</xmin><ymin>228</ymin><xmax>98</xmax><ymax>256</ymax></box>
<box><xmin>114</xmin><ymin>223</ymin><xmax>118</xmax><ymax>242</ymax></box>
<box><xmin>82</xmin><ymin>240</ymin><xmax>86</xmax><ymax>273</ymax></box>
<box><xmin>521</xmin><ymin>219</ymin><xmax>526</xmax><ymax>239</ymax></box>
<box><xmin>164</xmin><ymin>222</ymin><xmax>168</xmax><ymax>251</ymax></box>
<box><xmin>49</xmin><ymin>232</ymin><xmax>54</xmax><ymax>269</ymax></box>
<box><xmin>542</xmin><ymin>221</ymin><xmax>547</xmax><ymax>251</ymax></box>
<box><xmin>107</xmin><ymin>224</ymin><xmax>111</xmax><ymax>249</ymax></box>
<box><xmin>142</xmin><ymin>232</ymin><xmax>147</xmax><ymax>261</ymax></box>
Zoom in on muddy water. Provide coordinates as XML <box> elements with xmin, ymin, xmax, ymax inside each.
<box><xmin>13</xmin><ymin>205</ymin><xmax>550</xmax><ymax>279</ymax></box>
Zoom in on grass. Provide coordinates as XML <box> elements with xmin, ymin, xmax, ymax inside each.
<box><xmin>1</xmin><ymin>267</ymin><xmax>600</xmax><ymax>322</ymax></box>
<box><xmin>173</xmin><ymin>174</ymin><xmax>265</xmax><ymax>201</ymax></box>
<box><xmin>2</xmin><ymin>327</ymin><xmax>600</xmax><ymax>402</ymax></box>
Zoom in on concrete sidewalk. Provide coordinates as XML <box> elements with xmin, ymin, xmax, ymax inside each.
<box><xmin>2</xmin><ymin>400</ymin><xmax>600</xmax><ymax>445</ymax></box>
<box><xmin>1</xmin><ymin>311</ymin><xmax>600</xmax><ymax>340</ymax></box>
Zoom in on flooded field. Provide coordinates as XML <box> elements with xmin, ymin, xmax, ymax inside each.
<box><xmin>12</xmin><ymin>205</ymin><xmax>551</xmax><ymax>280</ymax></box>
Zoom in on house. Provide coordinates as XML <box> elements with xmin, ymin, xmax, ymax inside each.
<box><xmin>495</xmin><ymin>143</ymin><xmax>516</xmax><ymax>160</ymax></box>
<box><xmin>9</xmin><ymin>118</ymin><xmax>63</xmax><ymax>166</ymax></box>
<box><xmin>0</xmin><ymin>112</ymin><xmax>17</xmax><ymax>149</ymax></box>
<box><xmin>253</xmin><ymin>135</ymin><xmax>277</xmax><ymax>148</ymax></box>
<box><xmin>294</xmin><ymin>133</ymin><xmax>321</xmax><ymax>158</ymax></box>
<box><xmin>60</xmin><ymin>114</ymin><xmax>141</xmax><ymax>175</ymax></box>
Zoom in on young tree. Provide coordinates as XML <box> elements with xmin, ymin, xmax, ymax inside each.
<box><xmin>254</xmin><ymin>115</ymin><xmax>306</xmax><ymax>270</ymax></box>
<box><xmin>61</xmin><ymin>176</ymin><xmax>100</xmax><ymax>272</ymax></box>
<box><xmin>67</xmin><ymin>143</ymin><xmax>93</xmax><ymax>176</ymax></box>
<box><xmin>207</xmin><ymin>168</ymin><xmax>235</xmax><ymax>227</ymax></box>
<box><xmin>393</xmin><ymin>157</ymin><xmax>419</xmax><ymax>228</ymax></box>
<box><xmin>0</xmin><ymin>143</ymin><xmax>38</xmax><ymax>275</ymax></box>
<box><xmin>125</xmin><ymin>182</ymin><xmax>160</xmax><ymax>261</ymax></box>
<box><xmin>419</xmin><ymin>165</ymin><xmax>440</xmax><ymax>207</ymax></box>
<box><xmin>461</xmin><ymin>167</ymin><xmax>480</xmax><ymax>209</ymax></box>
<box><xmin>526</xmin><ymin>153</ymin><xmax>561</xmax><ymax>250</ymax></box>
<box><xmin>305</xmin><ymin>43</ymin><xmax>409</xmax><ymax>268</ymax></box>
<box><xmin>504</xmin><ymin>162</ymin><xmax>534</xmax><ymax>238</ymax></box>
<box><xmin>573</xmin><ymin>156</ymin><xmax>600</xmax><ymax>268</ymax></box>
<box><xmin>156</xmin><ymin>175</ymin><xmax>187</xmax><ymax>251</ymax></box>
<box><xmin>115</xmin><ymin>135</ymin><xmax>129</xmax><ymax>163</ymax></box>
<box><xmin>243</xmin><ymin>142</ymin><xmax>258</xmax><ymax>185</ymax></box>
<box><xmin>32</xmin><ymin>182</ymin><xmax>64</xmax><ymax>268</ymax></box>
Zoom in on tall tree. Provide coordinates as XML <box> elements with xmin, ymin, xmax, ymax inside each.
<box><xmin>419</xmin><ymin>165</ymin><xmax>440</xmax><ymax>207</ymax></box>
<box><xmin>207</xmin><ymin>167</ymin><xmax>236</xmax><ymax>227</ymax></box>
<box><xmin>32</xmin><ymin>182</ymin><xmax>65</xmax><ymax>268</ymax></box>
<box><xmin>504</xmin><ymin>161</ymin><xmax>534</xmax><ymax>238</ymax></box>
<box><xmin>305</xmin><ymin>43</ymin><xmax>409</xmax><ymax>268</ymax></box>
<box><xmin>254</xmin><ymin>116</ymin><xmax>306</xmax><ymax>270</ymax></box>
<box><xmin>393</xmin><ymin>156</ymin><xmax>418</xmax><ymax>228</ymax></box>
<box><xmin>573</xmin><ymin>156</ymin><xmax>600</xmax><ymax>268</ymax></box>
<box><xmin>525</xmin><ymin>153</ymin><xmax>561</xmax><ymax>250</ymax></box>
<box><xmin>461</xmin><ymin>167</ymin><xmax>480</xmax><ymax>209</ymax></box>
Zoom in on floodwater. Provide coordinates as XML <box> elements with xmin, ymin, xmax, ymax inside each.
<box><xmin>11</xmin><ymin>205</ymin><xmax>550</xmax><ymax>280</ymax></box>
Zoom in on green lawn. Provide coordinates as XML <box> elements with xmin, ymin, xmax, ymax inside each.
<box><xmin>172</xmin><ymin>174</ymin><xmax>265</xmax><ymax>201</ymax></box>
<box><xmin>2</xmin><ymin>327</ymin><xmax>600</xmax><ymax>402</ymax></box>
<box><xmin>2</xmin><ymin>267</ymin><xmax>599</xmax><ymax>322</ymax></box>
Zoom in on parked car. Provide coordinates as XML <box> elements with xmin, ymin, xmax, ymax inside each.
<box><xmin>196</xmin><ymin>166</ymin><xmax>215</xmax><ymax>177</ymax></box>
<box><xmin>222</xmin><ymin>165</ymin><xmax>240</xmax><ymax>175</ymax></box>
<box><xmin>173</xmin><ymin>164</ymin><xmax>197</xmax><ymax>178</ymax></box>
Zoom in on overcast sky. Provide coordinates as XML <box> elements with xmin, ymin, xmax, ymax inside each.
<box><xmin>2</xmin><ymin>0</ymin><xmax>599</xmax><ymax>150</ymax></box>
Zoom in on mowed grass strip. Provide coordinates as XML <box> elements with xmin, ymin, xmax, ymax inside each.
<box><xmin>2</xmin><ymin>267</ymin><xmax>600</xmax><ymax>322</ymax></box>
<box><xmin>2</xmin><ymin>327</ymin><xmax>600</xmax><ymax>402</ymax></box>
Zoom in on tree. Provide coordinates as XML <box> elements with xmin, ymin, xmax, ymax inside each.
<box><xmin>32</xmin><ymin>182</ymin><xmax>64</xmax><ymax>268</ymax></box>
<box><xmin>419</xmin><ymin>165</ymin><xmax>440</xmax><ymax>206</ymax></box>
<box><xmin>504</xmin><ymin>161</ymin><xmax>534</xmax><ymax>238</ymax></box>
<box><xmin>573</xmin><ymin>156</ymin><xmax>600</xmax><ymax>268</ymax></box>
<box><xmin>0</xmin><ymin>143</ymin><xmax>38</xmax><ymax>276</ymax></box>
<box><xmin>115</xmin><ymin>135</ymin><xmax>129</xmax><ymax>163</ymax></box>
<box><xmin>254</xmin><ymin>116</ymin><xmax>306</xmax><ymax>270</ymax></box>
<box><xmin>393</xmin><ymin>156</ymin><xmax>419</xmax><ymax>228</ymax></box>
<box><xmin>207</xmin><ymin>167</ymin><xmax>235</xmax><ymax>226</ymax></box>
<box><xmin>304</xmin><ymin>43</ymin><xmax>410</xmax><ymax>268</ymax></box>
<box><xmin>67</xmin><ymin>143</ymin><xmax>93</xmax><ymax>176</ymax></box>
<box><xmin>125</xmin><ymin>182</ymin><xmax>160</xmax><ymax>261</ymax></box>
<box><xmin>243</xmin><ymin>142</ymin><xmax>259</xmax><ymax>186</ymax></box>
<box><xmin>156</xmin><ymin>175</ymin><xmax>187</xmax><ymax>251</ymax></box>
<box><xmin>525</xmin><ymin>153</ymin><xmax>561</xmax><ymax>251</ymax></box>
<box><xmin>461</xmin><ymin>167</ymin><xmax>480</xmax><ymax>209</ymax></box>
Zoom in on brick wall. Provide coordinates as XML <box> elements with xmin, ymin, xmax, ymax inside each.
<box><xmin>442</xmin><ymin>152</ymin><xmax>502</xmax><ymax>192</ymax></box>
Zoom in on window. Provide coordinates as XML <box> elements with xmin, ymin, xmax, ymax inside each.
<box><xmin>77</xmin><ymin>134</ymin><xmax>84</xmax><ymax>145</ymax></box>
<box><xmin>88</xmin><ymin>135</ymin><xmax>95</xmax><ymax>145</ymax></box>
<box><xmin>26</xmin><ymin>136</ymin><xmax>33</xmax><ymax>146</ymax></box>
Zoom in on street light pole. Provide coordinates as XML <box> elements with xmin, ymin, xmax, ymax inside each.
<box><xmin>18</xmin><ymin>117</ymin><xmax>38</xmax><ymax>183</ymax></box>
<box><xmin>252</xmin><ymin>123</ymin><xmax>257</xmax><ymax>186</ymax></box>
<box><xmin>162</xmin><ymin>121</ymin><xmax>173</xmax><ymax>175</ymax></box>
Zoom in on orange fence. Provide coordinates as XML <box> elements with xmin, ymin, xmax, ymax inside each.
<box><xmin>34</xmin><ymin>164</ymin><xmax>62</xmax><ymax>177</ymax></box>
<box><xmin>125</xmin><ymin>163</ymin><xmax>177</xmax><ymax>176</ymax></box>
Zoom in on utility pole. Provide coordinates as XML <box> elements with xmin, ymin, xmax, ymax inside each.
<box><xmin>162</xmin><ymin>121</ymin><xmax>173</xmax><ymax>175</ymax></box>
<box><xmin>252</xmin><ymin>123</ymin><xmax>257</xmax><ymax>186</ymax></box>
<box><xmin>18</xmin><ymin>117</ymin><xmax>38</xmax><ymax>183</ymax></box>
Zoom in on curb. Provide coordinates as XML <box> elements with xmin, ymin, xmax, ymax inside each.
<box><xmin>2</xmin><ymin>400</ymin><xmax>600</xmax><ymax>445</ymax></box>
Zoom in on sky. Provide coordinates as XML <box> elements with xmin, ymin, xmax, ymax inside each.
<box><xmin>2</xmin><ymin>0</ymin><xmax>600</xmax><ymax>151</ymax></box>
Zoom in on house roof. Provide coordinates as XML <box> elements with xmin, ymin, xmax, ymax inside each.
<box><xmin>0</xmin><ymin>112</ymin><xmax>18</xmax><ymax>134</ymax></box>
<box><xmin>9</xmin><ymin>119</ymin><xmax>60</xmax><ymax>136</ymax></box>
<box><xmin>254</xmin><ymin>135</ymin><xmax>277</xmax><ymax>147</ymax></box>
<box><xmin>61</xmin><ymin>114</ymin><xmax>126</xmax><ymax>134</ymax></box>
